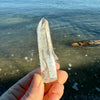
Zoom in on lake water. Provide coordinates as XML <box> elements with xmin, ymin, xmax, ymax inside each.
<box><xmin>0</xmin><ymin>0</ymin><xmax>100</xmax><ymax>99</ymax></box>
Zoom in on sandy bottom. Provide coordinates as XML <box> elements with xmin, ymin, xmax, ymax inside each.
<box><xmin>0</xmin><ymin>11</ymin><xmax>100</xmax><ymax>99</ymax></box>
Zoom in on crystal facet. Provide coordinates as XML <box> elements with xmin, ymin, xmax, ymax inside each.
<box><xmin>37</xmin><ymin>18</ymin><xmax>58</xmax><ymax>83</ymax></box>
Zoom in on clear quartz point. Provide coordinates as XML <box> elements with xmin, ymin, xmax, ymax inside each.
<box><xmin>37</xmin><ymin>18</ymin><xmax>58</xmax><ymax>83</ymax></box>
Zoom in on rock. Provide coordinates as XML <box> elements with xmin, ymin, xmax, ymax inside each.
<box><xmin>72</xmin><ymin>82</ymin><xmax>79</xmax><ymax>91</ymax></box>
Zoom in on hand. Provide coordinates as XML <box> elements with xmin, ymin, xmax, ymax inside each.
<box><xmin>0</xmin><ymin>63</ymin><xmax>68</xmax><ymax>100</ymax></box>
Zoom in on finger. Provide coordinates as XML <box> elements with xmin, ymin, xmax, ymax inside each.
<box><xmin>44</xmin><ymin>83</ymin><xmax>64</xmax><ymax>100</ymax></box>
<box><xmin>44</xmin><ymin>70</ymin><xmax>68</xmax><ymax>94</ymax></box>
<box><xmin>19</xmin><ymin>61</ymin><xmax>59</xmax><ymax>89</ymax></box>
<box><xmin>16</xmin><ymin>68</ymin><xmax>41</xmax><ymax>91</ymax></box>
<box><xmin>57</xmin><ymin>70</ymin><xmax>68</xmax><ymax>84</ymax></box>
<box><xmin>21</xmin><ymin>74</ymin><xmax>44</xmax><ymax>100</ymax></box>
<box><xmin>55</xmin><ymin>62</ymin><xmax>60</xmax><ymax>70</ymax></box>
<box><xmin>23</xmin><ymin>62</ymin><xmax>59</xmax><ymax>90</ymax></box>
<box><xmin>19</xmin><ymin>62</ymin><xmax>59</xmax><ymax>88</ymax></box>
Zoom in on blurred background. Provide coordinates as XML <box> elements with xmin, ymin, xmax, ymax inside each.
<box><xmin>0</xmin><ymin>0</ymin><xmax>100</xmax><ymax>99</ymax></box>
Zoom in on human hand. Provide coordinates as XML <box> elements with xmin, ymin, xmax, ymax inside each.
<box><xmin>0</xmin><ymin>63</ymin><xmax>68</xmax><ymax>100</ymax></box>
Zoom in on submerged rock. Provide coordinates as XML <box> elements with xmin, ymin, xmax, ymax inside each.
<box><xmin>72</xmin><ymin>82</ymin><xmax>79</xmax><ymax>91</ymax></box>
<box><xmin>96</xmin><ymin>87</ymin><xmax>100</xmax><ymax>92</ymax></box>
<box><xmin>72</xmin><ymin>40</ymin><xmax>100</xmax><ymax>47</ymax></box>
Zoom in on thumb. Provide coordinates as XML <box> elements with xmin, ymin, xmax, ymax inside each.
<box><xmin>21</xmin><ymin>74</ymin><xmax>44</xmax><ymax>100</ymax></box>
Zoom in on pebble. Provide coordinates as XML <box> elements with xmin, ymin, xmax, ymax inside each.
<box><xmin>7</xmin><ymin>32</ymin><xmax>11</xmax><ymax>35</ymax></box>
<box><xmin>11</xmin><ymin>54</ymin><xmax>14</xmax><ymax>57</ymax></box>
<box><xmin>64</xmin><ymin>35</ymin><xmax>67</xmax><ymax>37</ymax></box>
<box><xmin>68</xmin><ymin>63</ymin><xmax>72</xmax><ymax>67</ymax></box>
<box><xmin>81</xmin><ymin>85</ymin><xmax>84</xmax><ymax>87</ymax></box>
<box><xmin>11</xmin><ymin>71</ymin><xmax>15</xmax><ymax>74</ymax></box>
<box><xmin>31</xmin><ymin>52</ymin><xmax>34</xmax><ymax>56</ymax></box>
<box><xmin>25</xmin><ymin>57</ymin><xmax>28</xmax><ymax>60</ymax></box>
<box><xmin>72</xmin><ymin>82</ymin><xmax>79</xmax><ymax>91</ymax></box>
<box><xmin>85</xmin><ymin>54</ymin><xmax>88</xmax><ymax>56</ymax></box>
<box><xmin>68</xmin><ymin>67</ymin><xmax>71</xmax><ymax>70</ymax></box>
<box><xmin>4</xmin><ymin>73</ymin><xmax>7</xmax><ymax>76</ymax></box>
<box><xmin>75</xmin><ymin>72</ymin><xmax>77</xmax><ymax>75</ymax></box>
<box><xmin>16</xmin><ymin>69</ymin><xmax>19</xmax><ymax>72</ymax></box>
<box><xmin>30</xmin><ymin>58</ymin><xmax>33</xmax><ymax>61</ymax></box>
<box><xmin>77</xmin><ymin>34</ymin><xmax>80</xmax><ymax>37</ymax></box>
<box><xmin>9</xmin><ymin>65</ymin><xmax>12</xmax><ymax>68</ymax></box>
<box><xmin>96</xmin><ymin>87</ymin><xmax>100</xmax><ymax>92</ymax></box>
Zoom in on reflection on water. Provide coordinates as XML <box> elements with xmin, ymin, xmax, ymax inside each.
<box><xmin>0</xmin><ymin>9</ymin><xmax>100</xmax><ymax>99</ymax></box>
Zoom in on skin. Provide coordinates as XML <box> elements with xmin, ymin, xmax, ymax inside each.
<box><xmin>0</xmin><ymin>63</ymin><xmax>68</xmax><ymax>100</ymax></box>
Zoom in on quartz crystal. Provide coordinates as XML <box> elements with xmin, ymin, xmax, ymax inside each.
<box><xmin>37</xmin><ymin>18</ymin><xmax>58</xmax><ymax>83</ymax></box>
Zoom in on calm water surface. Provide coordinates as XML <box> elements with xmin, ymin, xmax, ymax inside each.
<box><xmin>0</xmin><ymin>0</ymin><xmax>100</xmax><ymax>99</ymax></box>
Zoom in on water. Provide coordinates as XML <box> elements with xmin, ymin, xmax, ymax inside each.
<box><xmin>0</xmin><ymin>0</ymin><xmax>100</xmax><ymax>99</ymax></box>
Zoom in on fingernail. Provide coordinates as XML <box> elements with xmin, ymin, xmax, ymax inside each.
<box><xmin>33</xmin><ymin>74</ymin><xmax>43</xmax><ymax>87</ymax></box>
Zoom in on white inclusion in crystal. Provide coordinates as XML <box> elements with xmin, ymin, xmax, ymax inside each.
<box><xmin>37</xmin><ymin>18</ymin><xmax>58</xmax><ymax>83</ymax></box>
<box><xmin>25</xmin><ymin>57</ymin><xmax>28</xmax><ymax>60</ymax></box>
<box><xmin>72</xmin><ymin>82</ymin><xmax>79</xmax><ymax>91</ymax></box>
<box><xmin>96</xmin><ymin>87</ymin><xmax>100</xmax><ymax>92</ymax></box>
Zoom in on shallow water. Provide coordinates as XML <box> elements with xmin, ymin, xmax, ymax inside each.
<box><xmin>0</xmin><ymin>0</ymin><xmax>100</xmax><ymax>99</ymax></box>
